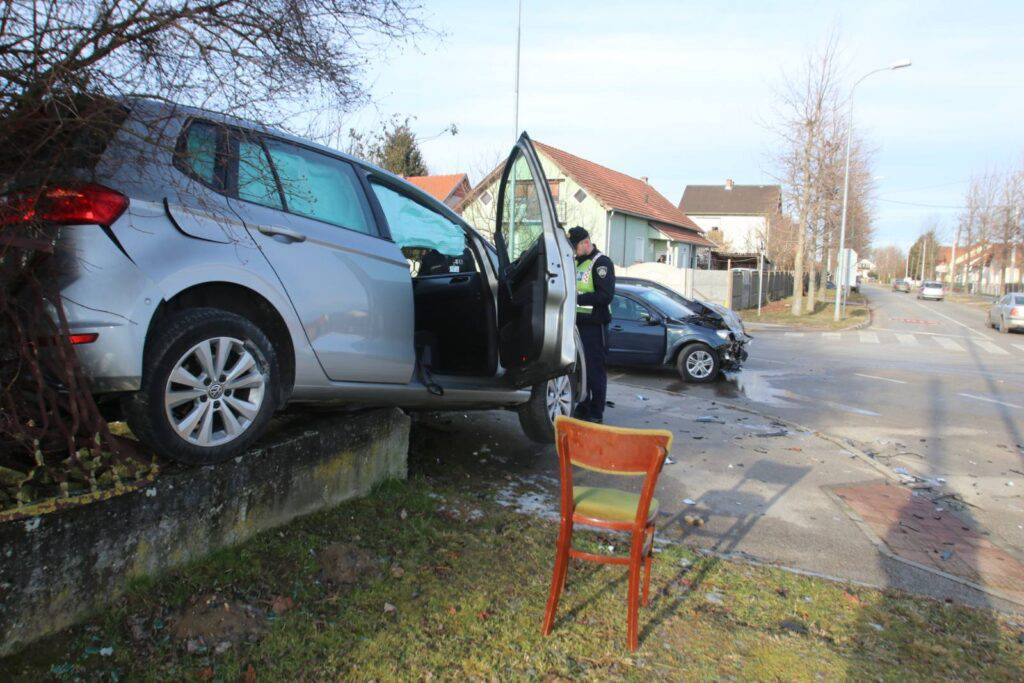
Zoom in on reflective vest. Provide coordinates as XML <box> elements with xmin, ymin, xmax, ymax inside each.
<box><xmin>576</xmin><ymin>257</ymin><xmax>595</xmax><ymax>315</ymax></box>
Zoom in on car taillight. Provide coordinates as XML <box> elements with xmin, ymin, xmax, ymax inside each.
<box><xmin>1012</xmin><ymin>307</ymin><xmax>1022</xmax><ymax>318</ymax></box>
<box><xmin>68</xmin><ymin>333</ymin><xmax>99</xmax><ymax>345</ymax></box>
<box><xmin>0</xmin><ymin>183</ymin><xmax>128</xmax><ymax>227</ymax></box>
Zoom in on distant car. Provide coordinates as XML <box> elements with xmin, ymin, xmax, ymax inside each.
<box><xmin>606</xmin><ymin>280</ymin><xmax>750</xmax><ymax>383</ymax></box>
<box><xmin>987</xmin><ymin>293</ymin><xmax>1024</xmax><ymax>333</ymax></box>
<box><xmin>917</xmin><ymin>281</ymin><xmax>945</xmax><ymax>301</ymax></box>
<box><xmin>892</xmin><ymin>279</ymin><xmax>911</xmax><ymax>293</ymax></box>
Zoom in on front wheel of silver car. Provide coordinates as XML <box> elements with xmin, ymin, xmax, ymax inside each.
<box><xmin>518</xmin><ymin>373</ymin><xmax>575</xmax><ymax>444</ymax></box>
<box><xmin>125</xmin><ymin>308</ymin><xmax>280</xmax><ymax>465</ymax></box>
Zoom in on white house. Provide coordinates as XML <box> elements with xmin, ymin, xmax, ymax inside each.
<box><xmin>678</xmin><ymin>181</ymin><xmax>782</xmax><ymax>254</ymax></box>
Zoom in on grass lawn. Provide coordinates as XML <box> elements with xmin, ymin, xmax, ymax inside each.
<box><xmin>3</xmin><ymin>477</ymin><xmax>1022</xmax><ymax>681</ymax></box>
<box><xmin>750</xmin><ymin>292</ymin><xmax>869</xmax><ymax>330</ymax></box>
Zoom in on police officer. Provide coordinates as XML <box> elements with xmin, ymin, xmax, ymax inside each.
<box><xmin>567</xmin><ymin>226</ymin><xmax>615</xmax><ymax>423</ymax></box>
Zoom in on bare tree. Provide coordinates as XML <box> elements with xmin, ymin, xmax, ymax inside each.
<box><xmin>771</xmin><ymin>33</ymin><xmax>842</xmax><ymax>316</ymax></box>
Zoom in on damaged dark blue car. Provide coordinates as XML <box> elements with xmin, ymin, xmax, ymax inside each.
<box><xmin>607</xmin><ymin>278</ymin><xmax>751</xmax><ymax>383</ymax></box>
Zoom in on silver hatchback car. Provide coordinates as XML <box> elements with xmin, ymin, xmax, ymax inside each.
<box><xmin>31</xmin><ymin>99</ymin><xmax>578</xmax><ymax>464</ymax></box>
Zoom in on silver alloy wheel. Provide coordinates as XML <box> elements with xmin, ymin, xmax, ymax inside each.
<box><xmin>546</xmin><ymin>374</ymin><xmax>573</xmax><ymax>423</ymax></box>
<box><xmin>164</xmin><ymin>336</ymin><xmax>266</xmax><ymax>447</ymax></box>
<box><xmin>686</xmin><ymin>349</ymin><xmax>715</xmax><ymax>379</ymax></box>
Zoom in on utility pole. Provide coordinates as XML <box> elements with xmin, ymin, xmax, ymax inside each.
<box><xmin>512</xmin><ymin>0</ymin><xmax>523</xmax><ymax>141</ymax></box>
<box><xmin>949</xmin><ymin>224</ymin><xmax>960</xmax><ymax>290</ymax></box>
<box><xmin>920</xmin><ymin>235</ymin><xmax>928</xmax><ymax>282</ymax></box>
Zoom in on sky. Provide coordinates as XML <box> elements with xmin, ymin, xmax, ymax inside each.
<box><xmin>343</xmin><ymin>0</ymin><xmax>1024</xmax><ymax>251</ymax></box>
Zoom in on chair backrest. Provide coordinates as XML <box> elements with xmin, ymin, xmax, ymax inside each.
<box><xmin>554</xmin><ymin>415</ymin><xmax>673</xmax><ymax>476</ymax></box>
<box><xmin>554</xmin><ymin>416</ymin><xmax>673</xmax><ymax>527</ymax></box>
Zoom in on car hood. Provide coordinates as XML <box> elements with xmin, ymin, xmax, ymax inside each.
<box><xmin>692</xmin><ymin>301</ymin><xmax>747</xmax><ymax>337</ymax></box>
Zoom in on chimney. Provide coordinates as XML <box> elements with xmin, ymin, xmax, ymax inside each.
<box><xmin>641</xmin><ymin>176</ymin><xmax>649</xmax><ymax>184</ymax></box>
<box><xmin>725</xmin><ymin>179</ymin><xmax>734</xmax><ymax>191</ymax></box>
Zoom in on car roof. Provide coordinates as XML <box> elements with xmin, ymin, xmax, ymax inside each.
<box><xmin>124</xmin><ymin>97</ymin><xmax>473</xmax><ymax>228</ymax></box>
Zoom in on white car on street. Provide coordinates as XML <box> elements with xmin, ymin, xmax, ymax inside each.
<box><xmin>917</xmin><ymin>281</ymin><xmax>944</xmax><ymax>301</ymax></box>
<box><xmin>987</xmin><ymin>293</ymin><xmax>1024</xmax><ymax>333</ymax></box>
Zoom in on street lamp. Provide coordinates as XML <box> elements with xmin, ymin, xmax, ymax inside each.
<box><xmin>834</xmin><ymin>58</ymin><xmax>912</xmax><ymax>320</ymax></box>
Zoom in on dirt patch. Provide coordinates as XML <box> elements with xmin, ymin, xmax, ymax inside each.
<box><xmin>171</xmin><ymin>594</ymin><xmax>265</xmax><ymax>647</ymax></box>
<box><xmin>318</xmin><ymin>542</ymin><xmax>380</xmax><ymax>584</ymax></box>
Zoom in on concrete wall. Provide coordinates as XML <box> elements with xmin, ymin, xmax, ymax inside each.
<box><xmin>622</xmin><ymin>262</ymin><xmax>793</xmax><ymax>310</ymax></box>
<box><xmin>0</xmin><ymin>408</ymin><xmax>410</xmax><ymax>656</ymax></box>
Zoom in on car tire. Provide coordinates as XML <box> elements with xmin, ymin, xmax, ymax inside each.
<box><xmin>1000</xmin><ymin>316</ymin><xmax>1009</xmax><ymax>334</ymax></box>
<box><xmin>124</xmin><ymin>307</ymin><xmax>280</xmax><ymax>465</ymax></box>
<box><xmin>676</xmin><ymin>343</ymin><xmax>720</xmax><ymax>384</ymax></box>
<box><xmin>518</xmin><ymin>373</ymin><xmax>575</xmax><ymax>443</ymax></box>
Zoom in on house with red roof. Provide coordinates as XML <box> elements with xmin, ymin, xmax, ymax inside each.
<box><xmin>404</xmin><ymin>173</ymin><xmax>472</xmax><ymax>208</ymax></box>
<box><xmin>456</xmin><ymin>141</ymin><xmax>711</xmax><ymax>268</ymax></box>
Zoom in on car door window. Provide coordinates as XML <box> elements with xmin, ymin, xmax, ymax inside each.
<box><xmin>370</xmin><ymin>183</ymin><xmax>466</xmax><ymax>265</ymax></box>
<box><xmin>234</xmin><ymin>135</ymin><xmax>283</xmax><ymax>210</ymax></box>
<box><xmin>500</xmin><ymin>154</ymin><xmax>544</xmax><ymax>262</ymax></box>
<box><xmin>263</xmin><ymin>139</ymin><xmax>375</xmax><ymax>234</ymax></box>
<box><xmin>176</xmin><ymin>120</ymin><xmax>224</xmax><ymax>190</ymax></box>
<box><xmin>612</xmin><ymin>295</ymin><xmax>649</xmax><ymax>321</ymax></box>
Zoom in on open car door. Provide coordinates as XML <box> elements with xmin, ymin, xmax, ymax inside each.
<box><xmin>493</xmin><ymin>133</ymin><xmax>576</xmax><ymax>387</ymax></box>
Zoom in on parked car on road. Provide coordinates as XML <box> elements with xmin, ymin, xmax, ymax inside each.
<box><xmin>606</xmin><ymin>279</ymin><xmax>750</xmax><ymax>383</ymax></box>
<box><xmin>892</xmin><ymin>279</ymin><xmax>911</xmax><ymax>293</ymax></box>
<box><xmin>917</xmin><ymin>281</ymin><xmax>945</xmax><ymax>301</ymax></box>
<box><xmin>987</xmin><ymin>293</ymin><xmax>1024</xmax><ymax>333</ymax></box>
<box><xmin>24</xmin><ymin>98</ymin><xmax>578</xmax><ymax>463</ymax></box>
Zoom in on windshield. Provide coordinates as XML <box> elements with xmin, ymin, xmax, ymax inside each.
<box><xmin>634</xmin><ymin>288</ymin><xmax>696</xmax><ymax>319</ymax></box>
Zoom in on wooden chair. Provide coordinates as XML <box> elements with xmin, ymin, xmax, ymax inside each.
<box><xmin>541</xmin><ymin>415</ymin><xmax>673</xmax><ymax>651</ymax></box>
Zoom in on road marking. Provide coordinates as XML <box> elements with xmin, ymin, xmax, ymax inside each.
<box><xmin>784</xmin><ymin>332</ymin><xmax>805</xmax><ymax>337</ymax></box>
<box><xmin>859</xmin><ymin>331</ymin><xmax>879</xmax><ymax>344</ymax></box>
<box><xmin>854</xmin><ymin>373</ymin><xmax>907</xmax><ymax>385</ymax></box>
<box><xmin>1014</xmin><ymin>344</ymin><xmax>1024</xmax><ymax>353</ymax></box>
<box><xmin>935</xmin><ymin>337</ymin><xmax>964</xmax><ymax>351</ymax></box>
<box><xmin>911</xmin><ymin>299</ymin><xmax>988</xmax><ymax>339</ymax></box>
<box><xmin>895</xmin><ymin>333</ymin><xmax>918</xmax><ymax>345</ymax></box>
<box><xmin>822</xmin><ymin>332</ymin><xmax>840</xmax><ymax>340</ymax></box>
<box><xmin>957</xmin><ymin>392</ymin><xmax>1024</xmax><ymax>410</ymax></box>
<box><xmin>972</xmin><ymin>339</ymin><xmax>1009</xmax><ymax>355</ymax></box>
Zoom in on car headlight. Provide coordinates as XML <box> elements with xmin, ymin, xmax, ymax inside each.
<box><xmin>716</xmin><ymin>329</ymin><xmax>731</xmax><ymax>340</ymax></box>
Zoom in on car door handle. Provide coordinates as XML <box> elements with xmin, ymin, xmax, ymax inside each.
<box><xmin>610</xmin><ymin>325</ymin><xmax>623</xmax><ymax>331</ymax></box>
<box><xmin>258</xmin><ymin>225</ymin><xmax>307</xmax><ymax>243</ymax></box>
<box><xmin>450</xmin><ymin>275</ymin><xmax>470</xmax><ymax>284</ymax></box>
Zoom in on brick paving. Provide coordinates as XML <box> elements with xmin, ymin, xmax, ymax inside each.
<box><xmin>835</xmin><ymin>482</ymin><xmax>1024</xmax><ymax>602</ymax></box>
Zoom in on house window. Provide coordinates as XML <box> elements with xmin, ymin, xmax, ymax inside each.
<box><xmin>480</xmin><ymin>190</ymin><xmax>493</xmax><ymax>205</ymax></box>
<box><xmin>573</xmin><ymin>188</ymin><xmax>587</xmax><ymax>203</ymax></box>
<box><xmin>548</xmin><ymin>179</ymin><xmax>562</xmax><ymax>200</ymax></box>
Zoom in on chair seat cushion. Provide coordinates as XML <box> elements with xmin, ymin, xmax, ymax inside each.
<box><xmin>572</xmin><ymin>486</ymin><xmax>658</xmax><ymax>523</ymax></box>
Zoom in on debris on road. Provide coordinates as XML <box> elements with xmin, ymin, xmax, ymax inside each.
<box><xmin>695</xmin><ymin>416</ymin><xmax>725</xmax><ymax>424</ymax></box>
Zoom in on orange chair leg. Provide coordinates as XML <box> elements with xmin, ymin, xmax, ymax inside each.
<box><xmin>626</xmin><ymin>532</ymin><xmax>643</xmax><ymax>651</ymax></box>
<box><xmin>642</xmin><ymin>552</ymin><xmax>653</xmax><ymax>606</ymax></box>
<box><xmin>541</xmin><ymin>521</ymin><xmax>572</xmax><ymax>636</ymax></box>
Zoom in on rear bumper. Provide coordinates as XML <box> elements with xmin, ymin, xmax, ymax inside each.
<box><xmin>56</xmin><ymin>222</ymin><xmax>161</xmax><ymax>392</ymax></box>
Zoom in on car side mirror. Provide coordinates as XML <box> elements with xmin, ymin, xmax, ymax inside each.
<box><xmin>641</xmin><ymin>313</ymin><xmax>660</xmax><ymax>326</ymax></box>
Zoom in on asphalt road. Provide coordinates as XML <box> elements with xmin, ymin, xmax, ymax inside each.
<box><xmin>614</xmin><ymin>284</ymin><xmax>1024</xmax><ymax>552</ymax></box>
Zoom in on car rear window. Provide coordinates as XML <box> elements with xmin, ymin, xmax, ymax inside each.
<box><xmin>924</xmin><ymin>282</ymin><xmax>942</xmax><ymax>288</ymax></box>
<box><xmin>1013</xmin><ymin>295</ymin><xmax>1024</xmax><ymax>305</ymax></box>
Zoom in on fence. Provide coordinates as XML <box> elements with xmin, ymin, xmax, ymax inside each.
<box><xmin>621</xmin><ymin>263</ymin><xmax>794</xmax><ymax>311</ymax></box>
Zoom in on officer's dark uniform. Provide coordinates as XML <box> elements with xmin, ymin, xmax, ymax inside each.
<box><xmin>569</xmin><ymin>227</ymin><xmax>615</xmax><ymax>423</ymax></box>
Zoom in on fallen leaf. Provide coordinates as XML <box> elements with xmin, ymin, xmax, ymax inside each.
<box><xmin>244</xmin><ymin>664</ymin><xmax>257</xmax><ymax>682</ymax></box>
<box><xmin>271</xmin><ymin>596</ymin><xmax>294</xmax><ymax>615</ymax></box>
<box><xmin>197</xmin><ymin>666</ymin><xmax>215</xmax><ymax>681</ymax></box>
